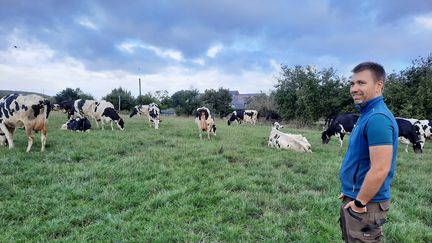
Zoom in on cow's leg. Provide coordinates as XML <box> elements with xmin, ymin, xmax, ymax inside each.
<box><xmin>207</xmin><ymin>130</ymin><xmax>211</xmax><ymax>140</ymax></box>
<box><xmin>40</xmin><ymin>125</ymin><xmax>47</xmax><ymax>152</ymax></box>
<box><xmin>93</xmin><ymin>116</ymin><xmax>99</xmax><ymax>128</ymax></box>
<box><xmin>0</xmin><ymin>124</ymin><xmax>15</xmax><ymax>149</ymax></box>
<box><xmin>337</xmin><ymin>133</ymin><xmax>344</xmax><ymax>155</ymax></box>
<box><xmin>25</xmin><ymin>126</ymin><xmax>34</xmax><ymax>152</ymax></box>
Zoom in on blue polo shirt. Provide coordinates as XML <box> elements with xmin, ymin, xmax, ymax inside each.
<box><xmin>339</xmin><ymin>96</ymin><xmax>398</xmax><ymax>202</ymax></box>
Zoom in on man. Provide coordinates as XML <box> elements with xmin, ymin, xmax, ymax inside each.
<box><xmin>339</xmin><ymin>62</ymin><xmax>398</xmax><ymax>242</ymax></box>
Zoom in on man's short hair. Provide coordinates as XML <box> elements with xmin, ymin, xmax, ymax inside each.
<box><xmin>352</xmin><ymin>62</ymin><xmax>386</xmax><ymax>82</ymax></box>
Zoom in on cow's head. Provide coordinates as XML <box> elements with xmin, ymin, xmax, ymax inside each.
<box><xmin>413</xmin><ymin>140</ymin><xmax>423</xmax><ymax>154</ymax></box>
<box><xmin>321</xmin><ymin>131</ymin><xmax>330</xmax><ymax>144</ymax></box>
<box><xmin>272</xmin><ymin>122</ymin><xmax>284</xmax><ymax>130</ymax></box>
<box><xmin>227</xmin><ymin>111</ymin><xmax>237</xmax><ymax>126</ymax></box>
<box><xmin>129</xmin><ymin>107</ymin><xmax>139</xmax><ymax>117</ymax></box>
<box><xmin>116</xmin><ymin>118</ymin><xmax>125</xmax><ymax>130</ymax></box>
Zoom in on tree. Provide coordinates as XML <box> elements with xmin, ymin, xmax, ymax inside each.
<box><xmin>103</xmin><ymin>87</ymin><xmax>135</xmax><ymax>111</ymax></box>
<box><xmin>55</xmin><ymin>88</ymin><xmax>79</xmax><ymax>103</ymax></box>
<box><xmin>274</xmin><ymin>65</ymin><xmax>322</xmax><ymax>125</ymax></box>
<box><xmin>317</xmin><ymin>68</ymin><xmax>353</xmax><ymax>124</ymax></box>
<box><xmin>54</xmin><ymin>88</ymin><xmax>94</xmax><ymax>103</ymax></box>
<box><xmin>170</xmin><ymin>89</ymin><xmax>201</xmax><ymax>116</ymax></box>
<box><xmin>201</xmin><ymin>87</ymin><xmax>232</xmax><ymax>117</ymax></box>
<box><xmin>136</xmin><ymin>92</ymin><xmax>158</xmax><ymax>106</ymax></box>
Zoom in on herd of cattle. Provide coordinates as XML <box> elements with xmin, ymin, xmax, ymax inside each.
<box><xmin>321</xmin><ymin>113</ymin><xmax>432</xmax><ymax>154</ymax></box>
<box><xmin>1</xmin><ymin>93</ymin><xmax>431</xmax><ymax>154</ymax></box>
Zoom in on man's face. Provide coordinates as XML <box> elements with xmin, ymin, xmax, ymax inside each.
<box><xmin>350</xmin><ymin>70</ymin><xmax>383</xmax><ymax>105</ymax></box>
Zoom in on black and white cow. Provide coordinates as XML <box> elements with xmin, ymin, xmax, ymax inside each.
<box><xmin>195</xmin><ymin>107</ymin><xmax>216</xmax><ymax>139</ymax></box>
<box><xmin>129</xmin><ymin>105</ymin><xmax>149</xmax><ymax>118</ymax></box>
<box><xmin>0</xmin><ymin>93</ymin><xmax>50</xmax><ymax>152</ymax></box>
<box><xmin>227</xmin><ymin>109</ymin><xmax>258</xmax><ymax>126</ymax></box>
<box><xmin>61</xmin><ymin>117</ymin><xmax>91</xmax><ymax>132</ymax></box>
<box><xmin>59</xmin><ymin>100</ymin><xmax>75</xmax><ymax>119</ymax></box>
<box><xmin>95</xmin><ymin>101</ymin><xmax>124</xmax><ymax>130</ymax></box>
<box><xmin>419</xmin><ymin>119</ymin><xmax>432</xmax><ymax>139</ymax></box>
<box><xmin>321</xmin><ymin>113</ymin><xmax>359</xmax><ymax>154</ymax></box>
<box><xmin>148</xmin><ymin>106</ymin><xmax>161</xmax><ymax>129</ymax></box>
<box><xmin>268</xmin><ymin>122</ymin><xmax>312</xmax><ymax>152</ymax></box>
<box><xmin>396</xmin><ymin>118</ymin><xmax>423</xmax><ymax>153</ymax></box>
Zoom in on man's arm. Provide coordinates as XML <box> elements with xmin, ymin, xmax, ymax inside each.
<box><xmin>344</xmin><ymin>145</ymin><xmax>393</xmax><ymax>212</ymax></box>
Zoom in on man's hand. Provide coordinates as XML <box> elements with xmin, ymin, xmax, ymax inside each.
<box><xmin>344</xmin><ymin>200</ymin><xmax>367</xmax><ymax>213</ymax></box>
<box><xmin>338</xmin><ymin>193</ymin><xmax>344</xmax><ymax>200</ymax></box>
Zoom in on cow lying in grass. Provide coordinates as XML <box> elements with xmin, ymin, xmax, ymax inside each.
<box><xmin>195</xmin><ymin>107</ymin><xmax>216</xmax><ymax>140</ymax></box>
<box><xmin>61</xmin><ymin>117</ymin><xmax>91</xmax><ymax>132</ymax></box>
<box><xmin>268</xmin><ymin>122</ymin><xmax>312</xmax><ymax>152</ymax></box>
<box><xmin>0</xmin><ymin>93</ymin><xmax>50</xmax><ymax>152</ymax></box>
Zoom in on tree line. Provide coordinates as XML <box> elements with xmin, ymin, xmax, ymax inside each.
<box><xmin>247</xmin><ymin>54</ymin><xmax>432</xmax><ymax>125</ymax></box>
<box><xmin>53</xmin><ymin>87</ymin><xmax>233</xmax><ymax>117</ymax></box>
<box><xmin>52</xmin><ymin>54</ymin><xmax>431</xmax><ymax>124</ymax></box>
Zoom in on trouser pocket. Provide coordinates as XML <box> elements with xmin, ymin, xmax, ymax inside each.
<box><xmin>342</xmin><ymin>207</ymin><xmax>382</xmax><ymax>242</ymax></box>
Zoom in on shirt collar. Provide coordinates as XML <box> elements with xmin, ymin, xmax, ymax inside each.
<box><xmin>355</xmin><ymin>96</ymin><xmax>384</xmax><ymax>113</ymax></box>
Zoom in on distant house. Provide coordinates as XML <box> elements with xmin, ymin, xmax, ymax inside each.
<box><xmin>161</xmin><ymin>108</ymin><xmax>176</xmax><ymax>116</ymax></box>
<box><xmin>229</xmin><ymin>90</ymin><xmax>259</xmax><ymax>109</ymax></box>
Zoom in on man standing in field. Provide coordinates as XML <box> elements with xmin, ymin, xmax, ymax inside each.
<box><xmin>339</xmin><ymin>62</ymin><xmax>398</xmax><ymax>242</ymax></box>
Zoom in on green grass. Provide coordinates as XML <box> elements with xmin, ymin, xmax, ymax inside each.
<box><xmin>0</xmin><ymin>112</ymin><xmax>431</xmax><ymax>242</ymax></box>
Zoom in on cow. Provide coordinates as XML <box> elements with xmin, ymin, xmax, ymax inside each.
<box><xmin>52</xmin><ymin>103</ymin><xmax>61</xmax><ymax>111</ymax></box>
<box><xmin>396</xmin><ymin>118</ymin><xmax>423</xmax><ymax>153</ymax></box>
<box><xmin>129</xmin><ymin>105</ymin><xmax>150</xmax><ymax>118</ymax></box>
<box><xmin>418</xmin><ymin>119</ymin><xmax>432</xmax><ymax>139</ymax></box>
<box><xmin>148</xmin><ymin>106</ymin><xmax>161</xmax><ymax>129</ymax></box>
<box><xmin>0</xmin><ymin>93</ymin><xmax>50</xmax><ymax>152</ymax></box>
<box><xmin>268</xmin><ymin>122</ymin><xmax>312</xmax><ymax>152</ymax></box>
<box><xmin>321</xmin><ymin>113</ymin><xmax>359</xmax><ymax>154</ymax></box>
<box><xmin>61</xmin><ymin>117</ymin><xmax>91</xmax><ymax>132</ymax></box>
<box><xmin>195</xmin><ymin>107</ymin><xmax>217</xmax><ymax>140</ymax></box>
<box><xmin>59</xmin><ymin>100</ymin><xmax>75</xmax><ymax>119</ymax></box>
<box><xmin>91</xmin><ymin>100</ymin><xmax>124</xmax><ymax>130</ymax></box>
<box><xmin>227</xmin><ymin>109</ymin><xmax>258</xmax><ymax>126</ymax></box>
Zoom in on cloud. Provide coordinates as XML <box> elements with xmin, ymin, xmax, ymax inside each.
<box><xmin>76</xmin><ymin>16</ymin><xmax>98</xmax><ymax>30</ymax></box>
<box><xmin>1</xmin><ymin>0</ymin><xmax>432</xmax><ymax>98</ymax></box>
<box><xmin>206</xmin><ymin>44</ymin><xmax>223</xmax><ymax>58</ymax></box>
<box><xmin>415</xmin><ymin>14</ymin><xmax>432</xmax><ymax>30</ymax></box>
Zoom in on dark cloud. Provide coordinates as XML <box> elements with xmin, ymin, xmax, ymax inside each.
<box><xmin>0</xmin><ymin>0</ymin><xmax>431</xmax><ymax>77</ymax></box>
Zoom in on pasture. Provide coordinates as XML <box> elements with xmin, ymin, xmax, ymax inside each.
<box><xmin>0</xmin><ymin>112</ymin><xmax>431</xmax><ymax>242</ymax></box>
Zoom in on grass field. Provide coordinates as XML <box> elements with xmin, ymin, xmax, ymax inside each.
<box><xmin>1</xmin><ymin>112</ymin><xmax>431</xmax><ymax>242</ymax></box>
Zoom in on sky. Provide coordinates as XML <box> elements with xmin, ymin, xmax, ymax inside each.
<box><xmin>1</xmin><ymin>0</ymin><xmax>432</xmax><ymax>99</ymax></box>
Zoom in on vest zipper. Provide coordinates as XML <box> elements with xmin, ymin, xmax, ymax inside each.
<box><xmin>352</xmin><ymin>163</ymin><xmax>360</xmax><ymax>192</ymax></box>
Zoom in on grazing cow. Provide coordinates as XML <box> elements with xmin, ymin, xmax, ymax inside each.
<box><xmin>396</xmin><ymin>118</ymin><xmax>423</xmax><ymax>153</ymax></box>
<box><xmin>227</xmin><ymin>109</ymin><xmax>258</xmax><ymax>126</ymax></box>
<box><xmin>83</xmin><ymin>100</ymin><xmax>124</xmax><ymax>130</ymax></box>
<box><xmin>61</xmin><ymin>117</ymin><xmax>91</xmax><ymax>132</ymax></box>
<box><xmin>268</xmin><ymin>122</ymin><xmax>312</xmax><ymax>152</ymax></box>
<box><xmin>0</xmin><ymin>93</ymin><xmax>50</xmax><ymax>152</ymax></box>
<box><xmin>129</xmin><ymin>105</ymin><xmax>150</xmax><ymax>118</ymax></box>
<box><xmin>321</xmin><ymin>113</ymin><xmax>359</xmax><ymax>154</ymax></box>
<box><xmin>148</xmin><ymin>106</ymin><xmax>161</xmax><ymax>129</ymax></box>
<box><xmin>195</xmin><ymin>107</ymin><xmax>216</xmax><ymax>140</ymax></box>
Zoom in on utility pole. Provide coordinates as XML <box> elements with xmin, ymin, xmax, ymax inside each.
<box><xmin>139</xmin><ymin>78</ymin><xmax>142</xmax><ymax>97</ymax></box>
<box><xmin>118</xmin><ymin>95</ymin><xmax>121</xmax><ymax>111</ymax></box>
